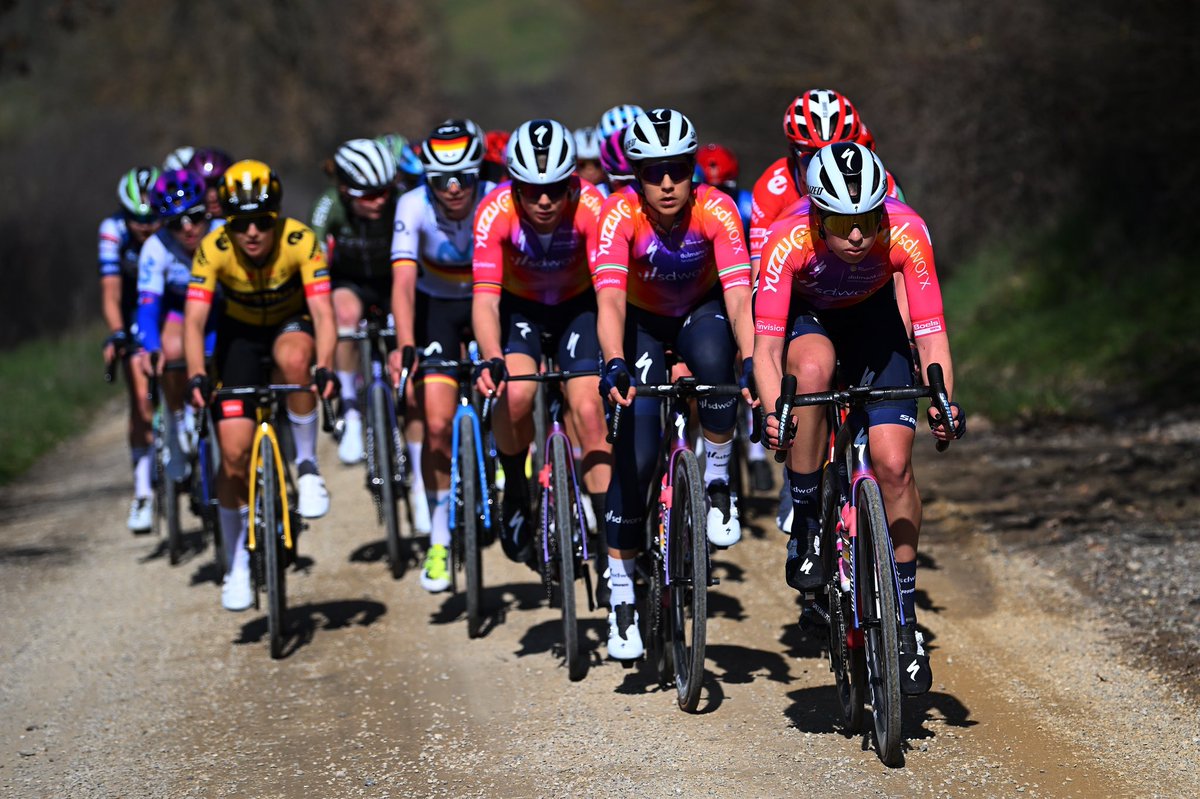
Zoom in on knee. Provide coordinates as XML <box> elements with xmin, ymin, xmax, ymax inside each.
<box><xmin>572</xmin><ymin>397</ymin><xmax>607</xmax><ymax>448</ymax></box>
<box><xmin>276</xmin><ymin>348</ymin><xmax>312</xmax><ymax>382</ymax></box>
<box><xmin>424</xmin><ymin>413</ymin><xmax>453</xmax><ymax>450</ymax></box>
<box><xmin>872</xmin><ymin>448</ymin><xmax>914</xmax><ymax>495</ymax></box>
<box><xmin>504</xmin><ymin>386</ymin><xmax>535</xmax><ymax>421</ymax></box>
<box><xmin>221</xmin><ymin>445</ymin><xmax>251</xmax><ymax>482</ymax></box>
<box><xmin>791</xmin><ymin>359</ymin><xmax>834</xmax><ymax>393</ymax></box>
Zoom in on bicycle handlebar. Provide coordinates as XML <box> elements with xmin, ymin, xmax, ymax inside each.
<box><xmin>393</xmin><ymin>345</ymin><xmax>416</xmax><ymax>420</ymax></box>
<box><xmin>605</xmin><ymin>371</ymin><xmax>631</xmax><ymax>444</ymax></box>
<box><xmin>197</xmin><ymin>383</ymin><xmax>335</xmax><ymax>438</ymax></box>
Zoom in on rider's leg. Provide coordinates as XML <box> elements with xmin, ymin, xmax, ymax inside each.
<box><xmin>419</xmin><ymin>377</ymin><xmax>457</xmax><ymax>551</ymax></box>
<box><xmin>275</xmin><ymin>329</ymin><xmax>328</xmax><ymax>518</ymax></box>
<box><xmin>216</xmin><ymin>416</ymin><xmax>254</xmax><ymax>610</ymax></box>
<box><xmin>333</xmin><ymin>287</ymin><xmax>365</xmax><ymax>463</ymax></box>
<box><xmin>125</xmin><ymin>357</ymin><xmax>154</xmax><ymax>505</ymax></box>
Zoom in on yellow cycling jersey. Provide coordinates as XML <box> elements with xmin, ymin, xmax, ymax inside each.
<box><xmin>188</xmin><ymin>217</ymin><xmax>331</xmax><ymax>326</ymax></box>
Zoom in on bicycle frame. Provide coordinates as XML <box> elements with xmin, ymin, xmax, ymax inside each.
<box><xmin>246</xmin><ymin>409</ymin><xmax>295</xmax><ymax>553</ymax></box>
<box><xmin>532</xmin><ymin>375</ymin><xmax>591</xmax><ymax>565</ymax></box>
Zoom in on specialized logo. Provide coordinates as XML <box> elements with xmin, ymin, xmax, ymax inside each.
<box><xmin>567</xmin><ymin>331</ymin><xmax>579</xmax><ymax>359</ymax></box>
<box><xmin>635</xmin><ymin>351</ymin><xmax>653</xmax><ymax>384</ymax></box>
<box><xmin>533</xmin><ymin>124</ymin><xmax>549</xmax><ymax>145</ymax></box>
<box><xmin>516</xmin><ymin>321</ymin><xmax>532</xmax><ymax>340</ymax></box>
<box><xmin>906</xmin><ymin>660</ymin><xmax>921</xmax><ymax>680</ymax></box>
<box><xmin>798</xmin><ymin>559</ymin><xmax>813</xmax><ymax>575</ymax></box>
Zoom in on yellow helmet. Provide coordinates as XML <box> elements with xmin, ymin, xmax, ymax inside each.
<box><xmin>219</xmin><ymin>159</ymin><xmax>282</xmax><ymax>215</ymax></box>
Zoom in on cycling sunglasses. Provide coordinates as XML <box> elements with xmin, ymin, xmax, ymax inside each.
<box><xmin>514</xmin><ymin>179</ymin><xmax>571</xmax><ymax>203</ymax></box>
<box><xmin>638</xmin><ymin>159</ymin><xmax>694</xmax><ymax>185</ymax></box>
<box><xmin>818</xmin><ymin>208</ymin><xmax>884</xmax><ymax>238</ymax></box>
<box><xmin>226</xmin><ymin>213</ymin><xmax>277</xmax><ymax>233</ymax></box>
<box><xmin>344</xmin><ymin>184</ymin><xmax>392</xmax><ymax>200</ymax></box>
<box><xmin>427</xmin><ymin>171</ymin><xmax>479</xmax><ymax>193</ymax></box>
<box><xmin>576</xmin><ymin>158</ymin><xmax>602</xmax><ymax>170</ymax></box>
<box><xmin>165</xmin><ymin>208</ymin><xmax>211</xmax><ymax>230</ymax></box>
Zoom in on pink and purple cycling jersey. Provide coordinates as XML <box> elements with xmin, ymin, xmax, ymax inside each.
<box><xmin>755</xmin><ymin>196</ymin><xmax>946</xmax><ymax>338</ymax></box>
<box><xmin>593</xmin><ymin>184</ymin><xmax>751</xmax><ymax>317</ymax></box>
<box><xmin>472</xmin><ymin>177</ymin><xmax>604</xmax><ymax>304</ymax></box>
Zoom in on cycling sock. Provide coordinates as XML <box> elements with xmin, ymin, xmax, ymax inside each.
<box><xmin>429</xmin><ymin>489</ymin><xmax>451</xmax><ymax>549</ymax></box>
<box><xmin>589</xmin><ymin>492</ymin><xmax>607</xmax><ymax>529</ymax></box>
<box><xmin>183</xmin><ymin>404</ymin><xmax>196</xmax><ymax>432</ymax></box>
<box><xmin>498</xmin><ymin>451</ymin><xmax>528</xmax><ymax>499</ymax></box>
<box><xmin>409</xmin><ymin>441</ymin><xmax>426</xmax><ymax>494</ymax></box>
<box><xmin>897</xmin><ymin>559</ymin><xmax>917</xmax><ymax>622</ymax></box>
<box><xmin>219</xmin><ymin>505</ymin><xmax>250</xmax><ymax>575</ymax></box>
<box><xmin>288</xmin><ymin>408</ymin><xmax>318</xmax><ymax>467</ymax></box>
<box><xmin>786</xmin><ymin>467</ymin><xmax>821</xmax><ymax>539</ymax></box>
<box><xmin>337</xmin><ymin>370</ymin><xmax>358</xmax><ymax>411</ymax></box>
<box><xmin>702</xmin><ymin>437</ymin><xmax>733</xmax><ymax>486</ymax></box>
<box><xmin>607</xmin><ymin>555</ymin><xmax>635</xmax><ymax>608</ymax></box>
<box><xmin>747</xmin><ymin>438</ymin><xmax>767</xmax><ymax>462</ymax></box>
<box><xmin>132</xmin><ymin>446</ymin><xmax>152</xmax><ymax>498</ymax></box>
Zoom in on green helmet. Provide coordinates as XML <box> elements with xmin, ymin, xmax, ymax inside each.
<box><xmin>376</xmin><ymin>133</ymin><xmax>424</xmax><ymax>179</ymax></box>
<box><xmin>117</xmin><ymin>166</ymin><xmax>160</xmax><ymax>221</ymax></box>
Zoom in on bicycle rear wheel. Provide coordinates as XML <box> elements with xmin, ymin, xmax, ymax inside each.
<box><xmin>821</xmin><ymin>463</ymin><xmax>864</xmax><ymax>732</ymax></box>
<box><xmin>858</xmin><ymin>478</ymin><xmax>902</xmax><ymax>765</ymax></box>
<box><xmin>165</xmin><ymin>464</ymin><xmax>182</xmax><ymax>565</ymax></box>
<box><xmin>258</xmin><ymin>434</ymin><xmax>288</xmax><ymax>660</ymax></box>
<box><xmin>458</xmin><ymin>415</ymin><xmax>483</xmax><ymax>638</ymax></box>
<box><xmin>549</xmin><ymin>436</ymin><xmax>585</xmax><ymax>681</ymax></box>
<box><xmin>370</xmin><ymin>382</ymin><xmax>405</xmax><ymax>579</ymax></box>
<box><xmin>669</xmin><ymin>450</ymin><xmax>708</xmax><ymax>712</ymax></box>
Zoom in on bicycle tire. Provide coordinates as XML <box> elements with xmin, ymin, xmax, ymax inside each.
<box><xmin>531</xmin><ymin>384</ymin><xmax>546</xmax><ymax>483</ymax></box>
<box><xmin>165</xmin><ymin>465</ymin><xmax>182</xmax><ymax>565</ymax></box>
<box><xmin>858</xmin><ymin>478</ymin><xmax>902</xmax><ymax>765</ymax></box>
<box><xmin>459</xmin><ymin>415</ymin><xmax>483</xmax><ymax>638</ymax></box>
<box><xmin>370</xmin><ymin>382</ymin><xmax>404</xmax><ymax>579</ymax></box>
<box><xmin>259</xmin><ymin>434</ymin><xmax>288</xmax><ymax>660</ymax></box>
<box><xmin>669</xmin><ymin>449</ymin><xmax>708</xmax><ymax>712</ymax></box>
<box><xmin>645</xmin><ymin>549</ymin><xmax>672</xmax><ymax>688</ymax></box>
<box><xmin>550</xmin><ymin>435</ymin><xmax>584</xmax><ymax>681</ymax></box>
<box><xmin>820</xmin><ymin>464</ymin><xmax>864</xmax><ymax>732</ymax></box>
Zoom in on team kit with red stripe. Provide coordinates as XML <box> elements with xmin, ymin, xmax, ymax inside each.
<box><xmin>101</xmin><ymin>94</ymin><xmax>960</xmax><ymax>708</ymax></box>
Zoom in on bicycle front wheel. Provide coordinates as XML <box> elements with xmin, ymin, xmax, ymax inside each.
<box><xmin>370</xmin><ymin>382</ymin><xmax>404</xmax><ymax>579</ymax></box>
<box><xmin>669</xmin><ymin>449</ymin><xmax>708</xmax><ymax>712</ymax></box>
<box><xmin>458</xmin><ymin>415</ymin><xmax>483</xmax><ymax>638</ymax></box>
<box><xmin>549</xmin><ymin>435</ymin><xmax>584</xmax><ymax>681</ymax></box>
<box><xmin>165</xmin><ymin>463</ymin><xmax>183</xmax><ymax>566</ymax></box>
<box><xmin>258</xmin><ymin>434</ymin><xmax>288</xmax><ymax>660</ymax></box>
<box><xmin>858</xmin><ymin>478</ymin><xmax>902</xmax><ymax>766</ymax></box>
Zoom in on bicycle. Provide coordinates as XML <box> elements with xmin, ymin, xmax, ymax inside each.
<box><xmin>148</xmin><ymin>358</ymin><xmax>189</xmax><ymax>566</ymax></box>
<box><xmin>415</xmin><ymin>351</ymin><xmax>498</xmax><ymax>638</ymax></box>
<box><xmin>339</xmin><ymin>312</ymin><xmax>413</xmax><ymax>578</ymax></box>
<box><xmin>607</xmin><ymin>372</ymin><xmax>743</xmax><ymax>712</ymax></box>
<box><xmin>505</xmin><ymin>364</ymin><xmax>600</xmax><ymax>682</ymax></box>
<box><xmin>206</xmin><ymin>382</ymin><xmax>333</xmax><ymax>659</ymax></box>
<box><xmin>771</xmin><ymin>362</ymin><xmax>958</xmax><ymax>766</ymax></box>
<box><xmin>187</xmin><ymin>401</ymin><xmax>223</xmax><ymax>573</ymax></box>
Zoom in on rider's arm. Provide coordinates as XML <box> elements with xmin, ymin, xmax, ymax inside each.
<box><xmin>706</xmin><ymin>188</ymin><xmax>755</xmax><ymax>362</ymax></box>
<box><xmin>100</xmin><ymin>276</ymin><xmax>124</xmax><ymax>334</ymax></box>
<box><xmin>751</xmin><ymin>219</ymin><xmax>801</xmax><ymax>425</ymax></box>
<box><xmin>134</xmin><ymin>243</ymin><xmax>165</xmax><ymax>354</ymax></box>
<box><xmin>184</xmin><ymin>236</ymin><xmax>218</xmax><ymax>386</ymax></box>
<box><xmin>596</xmin><ymin>286</ymin><xmax>626</xmax><ymax>364</ymax></box>
<box><xmin>471</xmin><ymin>292</ymin><xmax>504</xmax><ymax>362</ymax></box>
<box><xmin>914</xmin><ymin>331</ymin><xmax>954</xmax><ymax>399</ymax></box>
<box><xmin>307</xmin><ymin>291</ymin><xmax>336</xmax><ymax>373</ymax></box>
<box><xmin>389</xmin><ymin>193</ymin><xmax>420</xmax><ymax>351</ymax></box>
<box><xmin>295</xmin><ymin>225</ymin><xmax>335</xmax><ymax>373</ymax></box>
<box><xmin>471</xmin><ymin>189</ymin><xmax>508</xmax><ymax>362</ymax></box>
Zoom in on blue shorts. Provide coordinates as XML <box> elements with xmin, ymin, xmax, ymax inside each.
<box><xmin>787</xmin><ymin>286</ymin><xmax>917</xmax><ymax>430</ymax></box>
<box><xmin>500</xmin><ymin>291</ymin><xmax>600</xmax><ymax>373</ymax></box>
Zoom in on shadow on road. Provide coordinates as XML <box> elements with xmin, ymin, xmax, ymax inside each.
<box><xmin>428</xmin><ymin>580</ymin><xmax>545</xmax><ymax>638</ymax></box>
<box><xmin>348</xmin><ymin>535</ymin><xmax>426</xmax><ymax>579</ymax></box>
<box><xmin>235</xmin><ymin>598</ymin><xmax>388</xmax><ymax>658</ymax></box>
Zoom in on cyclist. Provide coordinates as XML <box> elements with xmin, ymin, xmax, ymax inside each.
<box><xmin>100</xmin><ymin>166</ymin><xmax>161</xmax><ymax>532</ymax></box>
<box><xmin>595</xmin><ymin>108</ymin><xmax>755</xmax><ymax>659</ymax></box>
<box><xmin>596</xmin><ymin>103</ymin><xmax>643</xmax><ymax>138</ymax></box>
<box><xmin>376</xmin><ymin>133</ymin><xmax>425</xmax><ymax>193</ymax></box>
<box><xmin>132</xmin><ymin>169</ymin><xmax>216</xmax><ymax>479</ymax></box>
<box><xmin>184</xmin><ymin>159</ymin><xmax>338</xmax><ymax>611</ymax></box>
<box><xmin>597</xmin><ymin>128</ymin><xmax>636</xmax><ymax>194</ymax></box>
<box><xmin>748</xmin><ymin>90</ymin><xmax>904</xmax><ymax>273</ymax></box>
<box><xmin>754</xmin><ymin>142</ymin><xmax>963</xmax><ymax>695</ymax></box>
<box><xmin>572</xmin><ymin>126</ymin><xmax>606</xmax><ymax>192</ymax></box>
<box><xmin>471</xmin><ymin>118</ymin><xmax>610</xmax><ymax>582</ymax></box>
<box><xmin>388</xmin><ymin>119</ymin><xmax>496</xmax><ymax>593</ymax></box>
<box><xmin>188</xmin><ymin>147</ymin><xmax>233</xmax><ymax>217</ymax></box>
<box><xmin>309</xmin><ymin>138</ymin><xmax>400</xmax><ymax>467</ymax></box>
<box><xmin>482</xmin><ymin>129</ymin><xmax>511</xmax><ymax>184</ymax></box>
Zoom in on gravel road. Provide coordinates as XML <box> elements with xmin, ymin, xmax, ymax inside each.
<box><xmin>2</xmin><ymin>405</ymin><xmax>1198</xmax><ymax>798</ymax></box>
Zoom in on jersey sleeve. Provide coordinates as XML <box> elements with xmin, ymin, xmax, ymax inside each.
<box><xmin>471</xmin><ymin>187</ymin><xmax>511</xmax><ymax>297</ymax></box>
<box><xmin>309</xmin><ymin>187</ymin><xmax>340</xmax><ymax>252</ymax></box>
<box><xmin>187</xmin><ymin>230</ymin><xmax>222</xmax><ymax>305</ymax></box>
<box><xmin>749</xmin><ymin>158</ymin><xmax>792</xmax><ymax>261</ymax></box>
<box><xmin>592</xmin><ymin>192</ymin><xmax>634</xmax><ymax>293</ymax></box>
<box><xmin>98</xmin><ymin>217</ymin><xmax>123</xmax><ymax>277</ymax></box>
<box><xmin>701</xmin><ymin>187</ymin><xmax>752</xmax><ymax>291</ymax></box>
<box><xmin>390</xmin><ymin>192</ymin><xmax>420</xmax><ymax>269</ymax></box>
<box><xmin>754</xmin><ymin>218</ymin><xmax>812</xmax><ymax>337</ymax></box>
<box><xmin>576</xmin><ymin>181</ymin><xmax>605</xmax><ymax>273</ymax></box>
<box><xmin>293</xmin><ymin>224</ymin><xmax>331</xmax><ymax>297</ymax></box>
<box><xmin>890</xmin><ymin>217</ymin><xmax>945</xmax><ymax>338</ymax></box>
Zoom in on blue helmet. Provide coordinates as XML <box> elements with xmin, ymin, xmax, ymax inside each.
<box><xmin>152</xmin><ymin>169</ymin><xmax>207</xmax><ymax>218</ymax></box>
<box><xmin>376</xmin><ymin>133</ymin><xmax>425</xmax><ymax>180</ymax></box>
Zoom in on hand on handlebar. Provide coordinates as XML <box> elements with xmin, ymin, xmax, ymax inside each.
<box><xmin>927</xmin><ymin>401</ymin><xmax>966</xmax><ymax>441</ymax></box>
<box><xmin>474</xmin><ymin>357</ymin><xmax>507</xmax><ymax>398</ymax></box>
<box><xmin>739</xmin><ymin>356</ymin><xmax>759</xmax><ymax>408</ymax></box>
<box><xmin>600</xmin><ymin>358</ymin><xmax>634</xmax><ymax>407</ymax></box>
<box><xmin>313</xmin><ymin>367</ymin><xmax>340</xmax><ymax>400</ymax></box>
<box><xmin>188</xmin><ymin>374</ymin><xmax>212</xmax><ymax>408</ymax></box>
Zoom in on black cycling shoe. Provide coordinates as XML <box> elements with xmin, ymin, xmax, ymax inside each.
<box><xmin>898</xmin><ymin>621</ymin><xmax>933</xmax><ymax>695</ymax></box>
<box><xmin>797</xmin><ymin>592</ymin><xmax>830</xmax><ymax>634</ymax></box>
<box><xmin>749</xmin><ymin>459</ymin><xmax>774</xmax><ymax>493</ymax></box>
<box><xmin>500</xmin><ymin>490</ymin><xmax>534</xmax><ymax>565</ymax></box>
<box><xmin>785</xmin><ymin>532</ymin><xmax>825</xmax><ymax>592</ymax></box>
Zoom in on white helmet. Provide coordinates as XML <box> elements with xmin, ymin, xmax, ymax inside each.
<box><xmin>420</xmin><ymin>119</ymin><xmax>485</xmax><ymax>174</ymax></box>
<box><xmin>162</xmin><ymin>146</ymin><xmax>195</xmax><ymax>172</ymax></box>
<box><xmin>597</xmin><ymin>104</ymin><xmax>644</xmax><ymax>137</ymax></box>
<box><xmin>623</xmin><ymin>108</ymin><xmax>698</xmax><ymax>162</ymax></box>
<box><xmin>334</xmin><ymin>138</ymin><xmax>397</xmax><ymax>195</ymax></box>
<box><xmin>572</xmin><ymin>126</ymin><xmax>602</xmax><ymax>161</ymax></box>
<box><xmin>507</xmin><ymin>119</ymin><xmax>576</xmax><ymax>184</ymax></box>
<box><xmin>805</xmin><ymin>142</ymin><xmax>888</xmax><ymax>214</ymax></box>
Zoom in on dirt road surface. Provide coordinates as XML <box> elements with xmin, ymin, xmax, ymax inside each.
<box><xmin>3</xmin><ymin>408</ymin><xmax>1198</xmax><ymax>798</ymax></box>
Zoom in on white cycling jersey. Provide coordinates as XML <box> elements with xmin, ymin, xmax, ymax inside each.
<box><xmin>389</xmin><ymin>182</ymin><xmax>495</xmax><ymax>299</ymax></box>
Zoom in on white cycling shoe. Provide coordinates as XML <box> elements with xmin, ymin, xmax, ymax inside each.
<box><xmin>607</xmin><ymin>603</ymin><xmax>643</xmax><ymax>660</ymax></box>
<box><xmin>297</xmin><ymin>470</ymin><xmax>330</xmax><ymax>519</ymax></box>
<box><xmin>221</xmin><ymin>567</ymin><xmax>253</xmax><ymax>612</ymax></box>
<box><xmin>127</xmin><ymin>496</ymin><xmax>152</xmax><ymax>533</ymax></box>
<box><xmin>705</xmin><ymin>481</ymin><xmax>741</xmax><ymax>547</ymax></box>
<box><xmin>337</xmin><ymin>413</ymin><xmax>364</xmax><ymax>465</ymax></box>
